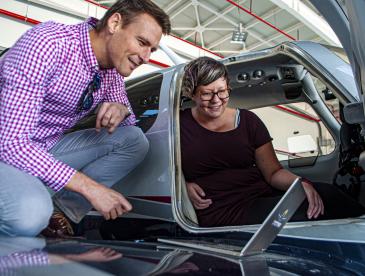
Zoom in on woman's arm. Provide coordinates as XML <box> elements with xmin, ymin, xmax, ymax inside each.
<box><xmin>255</xmin><ymin>142</ymin><xmax>295</xmax><ymax>190</ymax></box>
<box><xmin>255</xmin><ymin>142</ymin><xmax>324</xmax><ymax>219</ymax></box>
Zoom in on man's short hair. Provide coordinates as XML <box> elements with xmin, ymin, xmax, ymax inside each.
<box><xmin>96</xmin><ymin>0</ymin><xmax>171</xmax><ymax>35</ymax></box>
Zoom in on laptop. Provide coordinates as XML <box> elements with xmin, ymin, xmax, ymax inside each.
<box><xmin>158</xmin><ymin>177</ymin><xmax>306</xmax><ymax>257</ymax></box>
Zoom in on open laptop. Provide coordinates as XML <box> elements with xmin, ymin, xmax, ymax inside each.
<box><xmin>158</xmin><ymin>177</ymin><xmax>306</xmax><ymax>257</ymax></box>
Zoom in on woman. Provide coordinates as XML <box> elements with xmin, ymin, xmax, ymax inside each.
<box><xmin>180</xmin><ymin>57</ymin><xmax>365</xmax><ymax>227</ymax></box>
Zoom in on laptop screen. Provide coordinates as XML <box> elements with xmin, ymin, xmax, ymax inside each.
<box><xmin>240</xmin><ymin>178</ymin><xmax>306</xmax><ymax>256</ymax></box>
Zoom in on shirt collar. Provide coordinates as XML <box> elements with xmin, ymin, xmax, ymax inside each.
<box><xmin>80</xmin><ymin>17</ymin><xmax>99</xmax><ymax>73</ymax></box>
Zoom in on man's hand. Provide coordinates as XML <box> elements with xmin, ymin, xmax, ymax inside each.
<box><xmin>66</xmin><ymin>172</ymin><xmax>132</xmax><ymax>220</ymax></box>
<box><xmin>186</xmin><ymin>182</ymin><xmax>212</xmax><ymax>210</ymax></box>
<box><xmin>84</xmin><ymin>182</ymin><xmax>132</xmax><ymax>220</ymax></box>
<box><xmin>302</xmin><ymin>181</ymin><xmax>324</xmax><ymax>219</ymax></box>
<box><xmin>95</xmin><ymin>102</ymin><xmax>130</xmax><ymax>134</ymax></box>
<box><xmin>64</xmin><ymin>248</ymin><xmax>122</xmax><ymax>262</ymax></box>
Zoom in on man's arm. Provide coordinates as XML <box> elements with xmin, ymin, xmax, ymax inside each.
<box><xmin>0</xmin><ymin>250</ymin><xmax>49</xmax><ymax>270</ymax></box>
<box><xmin>66</xmin><ymin>172</ymin><xmax>132</xmax><ymax>219</ymax></box>
<box><xmin>0</xmin><ymin>26</ymin><xmax>75</xmax><ymax>191</ymax></box>
<box><xmin>0</xmin><ymin>61</ymin><xmax>132</xmax><ymax>217</ymax></box>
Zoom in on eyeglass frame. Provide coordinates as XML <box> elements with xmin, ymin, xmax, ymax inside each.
<box><xmin>198</xmin><ymin>88</ymin><xmax>231</xmax><ymax>101</ymax></box>
<box><xmin>76</xmin><ymin>73</ymin><xmax>101</xmax><ymax>114</ymax></box>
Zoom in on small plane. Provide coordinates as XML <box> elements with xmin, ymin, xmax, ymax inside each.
<box><xmin>2</xmin><ymin>0</ymin><xmax>365</xmax><ymax>274</ymax></box>
<box><xmin>92</xmin><ymin>0</ymin><xmax>365</xmax><ymax>234</ymax></box>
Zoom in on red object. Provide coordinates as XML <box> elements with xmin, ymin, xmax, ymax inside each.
<box><xmin>0</xmin><ymin>9</ymin><xmax>40</xmax><ymax>25</ymax></box>
<box><xmin>275</xmin><ymin>105</ymin><xmax>321</xmax><ymax>122</ymax></box>
<box><xmin>148</xmin><ymin>59</ymin><xmax>170</xmax><ymax>68</ymax></box>
<box><xmin>351</xmin><ymin>166</ymin><xmax>364</xmax><ymax>176</ymax></box>
<box><xmin>301</xmin><ymin>177</ymin><xmax>314</xmax><ymax>186</ymax></box>
<box><xmin>130</xmin><ymin>196</ymin><xmax>171</xmax><ymax>204</ymax></box>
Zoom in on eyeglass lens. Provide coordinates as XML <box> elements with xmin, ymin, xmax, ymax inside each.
<box><xmin>200</xmin><ymin>89</ymin><xmax>230</xmax><ymax>101</ymax></box>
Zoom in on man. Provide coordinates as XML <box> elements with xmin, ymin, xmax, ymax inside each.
<box><xmin>0</xmin><ymin>0</ymin><xmax>170</xmax><ymax>237</ymax></box>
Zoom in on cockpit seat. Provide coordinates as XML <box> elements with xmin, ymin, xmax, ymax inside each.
<box><xmin>181</xmin><ymin>174</ymin><xmax>199</xmax><ymax>225</ymax></box>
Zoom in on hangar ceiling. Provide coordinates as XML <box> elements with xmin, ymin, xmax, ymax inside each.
<box><xmin>95</xmin><ymin>0</ymin><xmax>340</xmax><ymax>58</ymax></box>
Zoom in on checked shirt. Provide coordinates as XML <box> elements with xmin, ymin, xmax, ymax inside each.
<box><xmin>0</xmin><ymin>18</ymin><xmax>135</xmax><ymax>191</ymax></box>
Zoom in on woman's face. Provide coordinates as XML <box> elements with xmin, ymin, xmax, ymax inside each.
<box><xmin>192</xmin><ymin>77</ymin><xmax>229</xmax><ymax>119</ymax></box>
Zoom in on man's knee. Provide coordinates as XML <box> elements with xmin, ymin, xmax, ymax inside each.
<box><xmin>115</xmin><ymin>126</ymin><xmax>149</xmax><ymax>160</ymax></box>
<box><xmin>132</xmin><ymin>127</ymin><xmax>149</xmax><ymax>160</ymax></box>
<box><xmin>3</xmin><ymin>187</ymin><xmax>53</xmax><ymax>237</ymax></box>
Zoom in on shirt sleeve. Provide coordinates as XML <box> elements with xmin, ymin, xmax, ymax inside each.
<box><xmin>0</xmin><ymin>250</ymin><xmax>49</xmax><ymax>271</ymax></box>
<box><xmin>103</xmin><ymin>73</ymin><xmax>136</xmax><ymax>126</ymax></box>
<box><xmin>246</xmin><ymin>110</ymin><xmax>273</xmax><ymax>149</ymax></box>
<box><xmin>0</xmin><ymin>25</ymin><xmax>76</xmax><ymax>191</ymax></box>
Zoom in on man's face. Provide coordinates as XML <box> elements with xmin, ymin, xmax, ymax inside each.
<box><xmin>106</xmin><ymin>13</ymin><xmax>163</xmax><ymax>77</ymax></box>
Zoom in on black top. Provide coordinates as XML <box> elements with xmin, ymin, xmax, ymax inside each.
<box><xmin>180</xmin><ymin>108</ymin><xmax>274</xmax><ymax>226</ymax></box>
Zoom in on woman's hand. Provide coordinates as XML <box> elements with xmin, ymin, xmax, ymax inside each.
<box><xmin>302</xmin><ymin>181</ymin><xmax>324</xmax><ymax>219</ymax></box>
<box><xmin>186</xmin><ymin>182</ymin><xmax>212</xmax><ymax>210</ymax></box>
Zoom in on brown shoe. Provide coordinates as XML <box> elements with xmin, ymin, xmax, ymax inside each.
<box><xmin>41</xmin><ymin>211</ymin><xmax>75</xmax><ymax>238</ymax></box>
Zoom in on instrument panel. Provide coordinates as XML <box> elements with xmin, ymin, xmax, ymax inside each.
<box><xmin>233</xmin><ymin>65</ymin><xmax>301</xmax><ymax>88</ymax></box>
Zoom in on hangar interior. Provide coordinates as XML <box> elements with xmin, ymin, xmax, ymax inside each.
<box><xmin>0</xmin><ymin>2</ymin><xmax>359</xmax><ymax>203</ymax></box>
<box><xmin>0</xmin><ymin>0</ymin><xmax>344</xmax><ymax>73</ymax></box>
<box><xmin>2</xmin><ymin>0</ymin><xmax>344</xmax><ymax>153</ymax></box>
<box><xmin>2</xmin><ymin>0</ymin><xmax>365</xmax><ymax>240</ymax></box>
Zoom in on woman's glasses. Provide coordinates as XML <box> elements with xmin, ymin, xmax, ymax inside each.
<box><xmin>199</xmin><ymin>88</ymin><xmax>231</xmax><ymax>101</ymax></box>
<box><xmin>76</xmin><ymin>73</ymin><xmax>101</xmax><ymax>114</ymax></box>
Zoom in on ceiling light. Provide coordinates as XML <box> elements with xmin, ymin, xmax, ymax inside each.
<box><xmin>231</xmin><ymin>23</ymin><xmax>248</xmax><ymax>44</ymax></box>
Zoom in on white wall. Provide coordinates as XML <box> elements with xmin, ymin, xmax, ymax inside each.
<box><xmin>253</xmin><ymin>104</ymin><xmax>335</xmax><ymax>160</ymax></box>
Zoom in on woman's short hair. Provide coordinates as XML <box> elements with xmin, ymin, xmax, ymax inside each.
<box><xmin>182</xmin><ymin>57</ymin><xmax>230</xmax><ymax>98</ymax></box>
<box><xmin>96</xmin><ymin>0</ymin><xmax>171</xmax><ymax>35</ymax></box>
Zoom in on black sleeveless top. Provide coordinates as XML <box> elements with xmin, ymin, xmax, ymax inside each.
<box><xmin>180</xmin><ymin>108</ymin><xmax>274</xmax><ymax>226</ymax></box>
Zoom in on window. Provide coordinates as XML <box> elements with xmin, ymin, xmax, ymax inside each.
<box><xmin>311</xmin><ymin>75</ymin><xmax>341</xmax><ymax>123</ymax></box>
<box><xmin>251</xmin><ymin>103</ymin><xmax>336</xmax><ymax>161</ymax></box>
<box><xmin>67</xmin><ymin>72</ymin><xmax>163</xmax><ymax>133</ymax></box>
<box><xmin>126</xmin><ymin>73</ymin><xmax>163</xmax><ymax>133</ymax></box>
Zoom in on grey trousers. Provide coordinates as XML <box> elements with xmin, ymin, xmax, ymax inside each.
<box><xmin>0</xmin><ymin>126</ymin><xmax>149</xmax><ymax>236</ymax></box>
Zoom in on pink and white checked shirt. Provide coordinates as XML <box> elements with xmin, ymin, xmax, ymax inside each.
<box><xmin>0</xmin><ymin>250</ymin><xmax>49</xmax><ymax>273</ymax></box>
<box><xmin>0</xmin><ymin>18</ymin><xmax>136</xmax><ymax>191</ymax></box>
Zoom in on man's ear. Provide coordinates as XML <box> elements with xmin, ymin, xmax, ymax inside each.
<box><xmin>107</xmin><ymin>13</ymin><xmax>123</xmax><ymax>34</ymax></box>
